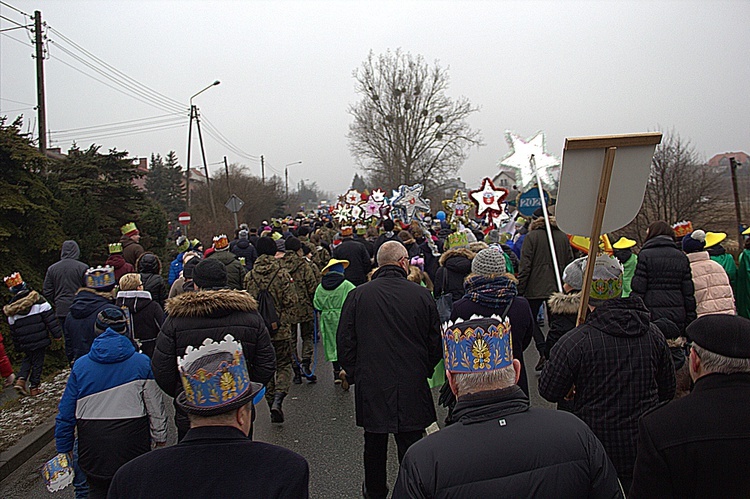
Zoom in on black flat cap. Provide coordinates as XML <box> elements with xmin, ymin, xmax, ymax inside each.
<box><xmin>687</xmin><ymin>314</ymin><xmax>750</xmax><ymax>358</ymax></box>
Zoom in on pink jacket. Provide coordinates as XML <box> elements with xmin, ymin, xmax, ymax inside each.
<box><xmin>687</xmin><ymin>251</ymin><xmax>735</xmax><ymax>317</ymax></box>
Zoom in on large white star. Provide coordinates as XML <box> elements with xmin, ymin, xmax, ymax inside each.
<box><xmin>391</xmin><ymin>184</ymin><xmax>430</xmax><ymax>221</ymax></box>
<box><xmin>469</xmin><ymin>177</ymin><xmax>508</xmax><ymax>218</ymax></box>
<box><xmin>499</xmin><ymin>130</ymin><xmax>559</xmax><ymax>190</ymax></box>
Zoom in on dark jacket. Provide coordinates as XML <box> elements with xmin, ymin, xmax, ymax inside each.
<box><xmin>64</xmin><ymin>288</ymin><xmax>118</xmax><ymax>360</ymax></box>
<box><xmin>450</xmin><ymin>296</ymin><xmax>534</xmax><ymax>396</ymax></box>
<box><xmin>433</xmin><ymin>248</ymin><xmax>474</xmax><ymax>302</ymax></box>
<box><xmin>119</xmin><ymin>235</ymin><xmax>144</xmax><ymax>267</ymax></box>
<box><xmin>539</xmin><ymin>296</ymin><xmax>676</xmax><ymax>481</ymax></box>
<box><xmin>373</xmin><ymin>231</ymin><xmax>400</xmax><ymax>260</ymax></box>
<box><xmin>108</xmin><ymin>426</ymin><xmax>309</xmax><ymax>499</ymax></box>
<box><xmin>206</xmin><ymin>249</ymin><xmax>247</xmax><ymax>290</ymax></box>
<box><xmin>630</xmin><ymin>373</ymin><xmax>750</xmax><ymax>499</ymax></box>
<box><xmin>332</xmin><ymin>238</ymin><xmax>372</xmax><ymax>286</ymax></box>
<box><xmin>354</xmin><ymin>235</ymin><xmax>375</xmax><ymax>259</ymax></box>
<box><xmin>136</xmin><ymin>253</ymin><xmax>168</xmax><ymax>308</ymax></box>
<box><xmin>230</xmin><ymin>238</ymin><xmax>258</xmax><ymax>271</ymax></box>
<box><xmin>152</xmin><ymin>289</ymin><xmax>276</xmax><ymax>432</ymax></box>
<box><xmin>337</xmin><ymin>265</ymin><xmax>443</xmax><ymax>433</ymax></box>
<box><xmin>42</xmin><ymin>240</ymin><xmax>88</xmax><ymax>318</ymax></box>
<box><xmin>517</xmin><ymin>217</ymin><xmax>574</xmax><ymax>299</ymax></box>
<box><xmin>501</xmin><ymin>243</ymin><xmax>520</xmax><ymax>274</ymax></box>
<box><xmin>393</xmin><ymin>386</ymin><xmax>622</xmax><ymax>499</ymax></box>
<box><xmin>3</xmin><ymin>290</ymin><xmax>62</xmax><ymax>352</ymax></box>
<box><xmin>105</xmin><ymin>254</ymin><xmax>135</xmax><ymax>283</ymax></box>
<box><xmin>546</xmin><ymin>291</ymin><xmax>581</xmax><ymax>355</ymax></box>
<box><xmin>115</xmin><ymin>290</ymin><xmax>164</xmax><ymax>358</ymax></box>
<box><xmin>630</xmin><ymin>235</ymin><xmax>697</xmax><ymax>334</ymax></box>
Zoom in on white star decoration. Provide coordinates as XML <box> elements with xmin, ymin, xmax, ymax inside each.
<box><xmin>332</xmin><ymin>203</ymin><xmax>351</xmax><ymax>223</ymax></box>
<box><xmin>391</xmin><ymin>184</ymin><xmax>430</xmax><ymax>221</ymax></box>
<box><xmin>499</xmin><ymin>130</ymin><xmax>559</xmax><ymax>190</ymax></box>
<box><xmin>469</xmin><ymin>177</ymin><xmax>508</xmax><ymax>218</ymax></box>
<box><xmin>344</xmin><ymin>189</ymin><xmax>361</xmax><ymax>205</ymax></box>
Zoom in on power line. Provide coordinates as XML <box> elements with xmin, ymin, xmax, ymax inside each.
<box><xmin>0</xmin><ymin>30</ymin><xmax>31</xmax><ymax>47</ymax></box>
<box><xmin>51</xmin><ymin>121</ymin><xmax>186</xmax><ymax>144</ymax></box>
<box><xmin>0</xmin><ymin>97</ymin><xmax>35</xmax><ymax>106</ymax></box>
<box><xmin>51</xmin><ymin>112</ymin><xmax>183</xmax><ymax>134</ymax></box>
<box><xmin>200</xmin><ymin>112</ymin><xmax>259</xmax><ymax>161</ymax></box>
<box><xmin>52</xmin><ymin>116</ymin><xmax>185</xmax><ymax>139</ymax></box>
<box><xmin>0</xmin><ymin>1</ymin><xmax>31</xmax><ymax>18</ymax></box>
<box><xmin>0</xmin><ymin>106</ymin><xmax>34</xmax><ymax>114</ymax></box>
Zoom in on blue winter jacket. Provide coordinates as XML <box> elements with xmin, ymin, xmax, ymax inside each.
<box><xmin>55</xmin><ymin>329</ymin><xmax>167</xmax><ymax>484</ymax></box>
<box><xmin>168</xmin><ymin>252</ymin><xmax>184</xmax><ymax>286</ymax></box>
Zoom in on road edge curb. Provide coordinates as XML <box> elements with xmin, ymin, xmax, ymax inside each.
<box><xmin>0</xmin><ymin>416</ymin><xmax>56</xmax><ymax>483</ymax></box>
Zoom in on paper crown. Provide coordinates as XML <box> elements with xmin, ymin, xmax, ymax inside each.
<box><xmin>176</xmin><ymin>335</ymin><xmax>264</xmax><ymax>416</ymax></box>
<box><xmin>4</xmin><ymin>272</ymin><xmax>23</xmax><ymax>289</ymax></box>
<box><xmin>341</xmin><ymin>226</ymin><xmax>353</xmax><ymax>237</ymax></box>
<box><xmin>120</xmin><ymin>222</ymin><xmax>139</xmax><ymax>236</ymax></box>
<box><xmin>212</xmin><ymin>234</ymin><xmax>229</xmax><ymax>250</ymax></box>
<box><xmin>85</xmin><ymin>266</ymin><xmax>116</xmax><ymax>290</ymax></box>
<box><xmin>672</xmin><ymin>221</ymin><xmax>693</xmax><ymax>239</ymax></box>
<box><xmin>108</xmin><ymin>243</ymin><xmax>123</xmax><ymax>254</ymax></box>
<box><xmin>442</xmin><ymin>315</ymin><xmax>513</xmax><ymax>373</ymax></box>
<box><xmin>446</xmin><ymin>231</ymin><xmax>469</xmax><ymax>250</ymax></box>
<box><xmin>41</xmin><ymin>453</ymin><xmax>75</xmax><ymax>493</ymax></box>
<box><xmin>589</xmin><ymin>254</ymin><xmax>624</xmax><ymax>301</ymax></box>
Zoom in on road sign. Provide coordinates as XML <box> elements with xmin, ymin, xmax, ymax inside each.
<box><xmin>178</xmin><ymin>212</ymin><xmax>191</xmax><ymax>225</ymax></box>
<box><xmin>225</xmin><ymin>194</ymin><xmax>244</xmax><ymax>213</ymax></box>
<box><xmin>516</xmin><ymin>187</ymin><xmax>550</xmax><ymax>217</ymax></box>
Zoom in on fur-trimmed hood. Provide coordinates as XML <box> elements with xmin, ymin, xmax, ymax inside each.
<box><xmin>530</xmin><ymin>216</ymin><xmax>559</xmax><ymax>231</ymax></box>
<box><xmin>547</xmin><ymin>291</ymin><xmax>581</xmax><ymax>315</ymax></box>
<box><xmin>165</xmin><ymin>288</ymin><xmax>257</xmax><ymax>318</ymax></box>
<box><xmin>439</xmin><ymin>247</ymin><xmax>475</xmax><ymax>266</ymax></box>
<box><xmin>3</xmin><ymin>290</ymin><xmax>43</xmax><ymax>317</ymax></box>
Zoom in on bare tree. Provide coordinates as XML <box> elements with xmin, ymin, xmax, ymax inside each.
<box><xmin>348</xmin><ymin>49</ymin><xmax>482</xmax><ymax>197</ymax></box>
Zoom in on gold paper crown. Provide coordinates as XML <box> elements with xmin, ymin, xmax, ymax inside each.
<box><xmin>108</xmin><ymin>243</ymin><xmax>123</xmax><ymax>254</ymax></box>
<box><xmin>213</xmin><ymin>234</ymin><xmax>229</xmax><ymax>250</ymax></box>
<box><xmin>121</xmin><ymin>222</ymin><xmax>138</xmax><ymax>235</ymax></box>
<box><xmin>4</xmin><ymin>272</ymin><xmax>23</xmax><ymax>289</ymax></box>
<box><xmin>672</xmin><ymin>221</ymin><xmax>693</xmax><ymax>239</ymax></box>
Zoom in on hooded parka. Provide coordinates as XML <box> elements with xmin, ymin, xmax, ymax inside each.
<box><xmin>4</xmin><ymin>290</ymin><xmax>62</xmax><ymax>352</ymax></box>
<box><xmin>206</xmin><ymin>249</ymin><xmax>247</xmax><ymax>290</ymax></box>
<box><xmin>517</xmin><ymin>217</ymin><xmax>574</xmax><ymax>299</ymax></box>
<box><xmin>115</xmin><ymin>290</ymin><xmax>164</xmax><ymax>357</ymax></box>
<box><xmin>42</xmin><ymin>240</ymin><xmax>88</xmax><ymax>319</ymax></box>
<box><xmin>433</xmin><ymin>247</ymin><xmax>474</xmax><ymax>302</ymax></box>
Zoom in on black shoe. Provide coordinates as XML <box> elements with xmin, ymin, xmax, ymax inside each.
<box><xmin>293</xmin><ymin>373</ymin><xmax>302</xmax><ymax>384</ymax></box>
<box><xmin>301</xmin><ymin>360</ymin><xmax>317</xmax><ymax>383</ymax></box>
<box><xmin>270</xmin><ymin>393</ymin><xmax>286</xmax><ymax>423</ymax></box>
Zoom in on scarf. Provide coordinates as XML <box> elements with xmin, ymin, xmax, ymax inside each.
<box><xmin>463</xmin><ymin>274</ymin><xmax>518</xmax><ymax>309</ymax></box>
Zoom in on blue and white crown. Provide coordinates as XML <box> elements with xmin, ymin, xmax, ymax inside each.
<box><xmin>442</xmin><ymin>315</ymin><xmax>513</xmax><ymax>372</ymax></box>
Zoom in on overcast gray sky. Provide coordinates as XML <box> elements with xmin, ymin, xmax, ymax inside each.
<box><xmin>1</xmin><ymin>0</ymin><xmax>748</xmax><ymax>196</ymax></box>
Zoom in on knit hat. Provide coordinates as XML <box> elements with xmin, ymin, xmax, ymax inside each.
<box><xmin>176</xmin><ymin>236</ymin><xmax>190</xmax><ymax>253</ymax></box>
<box><xmin>118</xmin><ymin>273</ymin><xmax>142</xmax><ymax>291</ymax></box>
<box><xmin>176</xmin><ymin>335</ymin><xmax>265</xmax><ymax>416</ymax></box>
<box><xmin>688</xmin><ymin>314</ymin><xmax>750</xmax><ymax>358</ymax></box>
<box><xmin>193</xmin><ymin>259</ymin><xmax>227</xmax><ymax>289</ymax></box>
<box><xmin>121</xmin><ymin>222</ymin><xmax>139</xmax><ymax>237</ymax></box>
<box><xmin>704</xmin><ymin>232</ymin><xmax>726</xmax><ymax>249</ymax></box>
<box><xmin>682</xmin><ymin>230</ymin><xmax>706</xmax><ymax>253</ymax></box>
<box><xmin>285</xmin><ymin>236</ymin><xmax>301</xmax><ymax>252</ymax></box>
<box><xmin>256</xmin><ymin>237</ymin><xmax>277</xmax><ymax>257</ymax></box>
<box><xmin>3</xmin><ymin>272</ymin><xmax>26</xmax><ymax>294</ymax></box>
<box><xmin>275</xmin><ymin>238</ymin><xmax>286</xmax><ymax>252</ymax></box>
<box><xmin>485</xmin><ymin>229</ymin><xmax>501</xmax><ymax>244</ymax></box>
<box><xmin>589</xmin><ymin>254</ymin><xmax>624</xmax><ymax>302</ymax></box>
<box><xmin>322</xmin><ymin>259</ymin><xmax>349</xmax><ymax>275</ymax></box>
<box><xmin>471</xmin><ymin>248</ymin><xmax>507</xmax><ymax>276</ymax></box>
<box><xmin>653</xmin><ymin>318</ymin><xmax>680</xmax><ymax>340</ymax></box>
<box><xmin>108</xmin><ymin>243</ymin><xmax>123</xmax><ymax>254</ymax></box>
<box><xmin>213</xmin><ymin>234</ymin><xmax>230</xmax><ymax>251</ymax></box>
<box><xmin>562</xmin><ymin>257</ymin><xmax>586</xmax><ymax>291</ymax></box>
<box><xmin>95</xmin><ymin>308</ymin><xmax>128</xmax><ymax>335</ymax></box>
<box><xmin>183</xmin><ymin>256</ymin><xmax>201</xmax><ymax>279</ymax></box>
<box><xmin>85</xmin><ymin>266</ymin><xmax>116</xmax><ymax>291</ymax></box>
<box><xmin>239</xmin><ymin>230</ymin><xmax>249</xmax><ymax>240</ymax></box>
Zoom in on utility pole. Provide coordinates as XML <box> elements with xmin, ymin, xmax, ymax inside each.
<box><xmin>194</xmin><ymin>106</ymin><xmax>217</xmax><ymax>219</ymax></box>
<box><xmin>186</xmin><ymin>105</ymin><xmax>194</xmax><ymax>208</ymax></box>
<box><xmin>261</xmin><ymin>155</ymin><xmax>265</xmax><ymax>185</ymax></box>
<box><xmin>33</xmin><ymin>11</ymin><xmax>47</xmax><ymax>162</ymax></box>
<box><xmin>285</xmin><ymin>166</ymin><xmax>289</xmax><ymax>200</ymax></box>
<box><xmin>729</xmin><ymin>157</ymin><xmax>743</xmax><ymax>246</ymax></box>
<box><xmin>224</xmin><ymin>156</ymin><xmax>231</xmax><ymax>193</ymax></box>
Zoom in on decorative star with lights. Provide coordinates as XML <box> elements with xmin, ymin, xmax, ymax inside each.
<box><xmin>391</xmin><ymin>184</ymin><xmax>431</xmax><ymax>222</ymax></box>
<box><xmin>362</xmin><ymin>197</ymin><xmax>382</xmax><ymax>219</ymax></box>
<box><xmin>499</xmin><ymin>130</ymin><xmax>560</xmax><ymax>190</ymax></box>
<box><xmin>332</xmin><ymin>203</ymin><xmax>352</xmax><ymax>223</ymax></box>
<box><xmin>344</xmin><ymin>189</ymin><xmax>361</xmax><ymax>205</ymax></box>
<box><xmin>442</xmin><ymin>190</ymin><xmax>472</xmax><ymax>226</ymax></box>
<box><xmin>350</xmin><ymin>204</ymin><xmax>363</xmax><ymax>221</ymax></box>
<box><xmin>469</xmin><ymin>177</ymin><xmax>509</xmax><ymax>219</ymax></box>
<box><xmin>371</xmin><ymin>189</ymin><xmax>386</xmax><ymax>203</ymax></box>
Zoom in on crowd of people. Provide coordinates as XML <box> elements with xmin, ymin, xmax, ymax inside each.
<box><xmin>2</xmin><ymin>212</ymin><xmax>750</xmax><ymax>498</ymax></box>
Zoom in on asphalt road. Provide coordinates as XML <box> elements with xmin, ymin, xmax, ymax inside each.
<box><xmin>0</xmin><ymin>342</ymin><xmax>552</xmax><ymax>498</ymax></box>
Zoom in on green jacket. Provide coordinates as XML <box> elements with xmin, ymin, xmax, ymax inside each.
<box><xmin>206</xmin><ymin>249</ymin><xmax>247</xmax><ymax>290</ymax></box>
<box><xmin>244</xmin><ymin>255</ymin><xmax>297</xmax><ymax>340</ymax></box>
<box><xmin>710</xmin><ymin>253</ymin><xmax>738</xmax><ymax>290</ymax></box>
<box><xmin>281</xmin><ymin>251</ymin><xmax>318</xmax><ymax>323</ymax></box>
<box><xmin>313</xmin><ymin>276</ymin><xmax>355</xmax><ymax>362</ymax></box>
<box><xmin>737</xmin><ymin>249</ymin><xmax>750</xmax><ymax>319</ymax></box>
<box><xmin>622</xmin><ymin>253</ymin><xmax>637</xmax><ymax>298</ymax></box>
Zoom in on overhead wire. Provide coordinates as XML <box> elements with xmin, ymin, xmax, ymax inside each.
<box><xmin>52</xmin><ymin>117</ymin><xmax>185</xmax><ymax>139</ymax></box>
<box><xmin>51</xmin><ymin>112</ymin><xmax>183</xmax><ymax>134</ymax></box>
<box><xmin>199</xmin><ymin>112</ymin><xmax>259</xmax><ymax>161</ymax></box>
<box><xmin>0</xmin><ymin>1</ymin><xmax>31</xmax><ymax>18</ymax></box>
<box><xmin>0</xmin><ymin>97</ymin><xmax>35</xmax><ymax>106</ymax></box>
<box><xmin>51</xmin><ymin>122</ymin><xmax>186</xmax><ymax>144</ymax></box>
<box><xmin>0</xmin><ymin>30</ymin><xmax>31</xmax><ymax>47</ymax></box>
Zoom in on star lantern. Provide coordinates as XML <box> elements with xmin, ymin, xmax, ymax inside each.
<box><xmin>362</xmin><ymin>197</ymin><xmax>382</xmax><ymax>220</ymax></box>
<box><xmin>344</xmin><ymin>189</ymin><xmax>361</xmax><ymax>205</ymax></box>
<box><xmin>371</xmin><ymin>189</ymin><xmax>386</xmax><ymax>203</ymax></box>
<box><xmin>350</xmin><ymin>204</ymin><xmax>363</xmax><ymax>221</ymax></box>
<box><xmin>390</xmin><ymin>184</ymin><xmax>431</xmax><ymax>222</ymax></box>
<box><xmin>442</xmin><ymin>190</ymin><xmax>472</xmax><ymax>226</ymax></box>
<box><xmin>469</xmin><ymin>177</ymin><xmax>508</xmax><ymax>220</ymax></box>
<box><xmin>332</xmin><ymin>203</ymin><xmax>352</xmax><ymax>224</ymax></box>
<box><xmin>499</xmin><ymin>130</ymin><xmax>560</xmax><ymax>190</ymax></box>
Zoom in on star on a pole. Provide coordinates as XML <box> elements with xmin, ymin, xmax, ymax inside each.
<box><xmin>391</xmin><ymin>184</ymin><xmax>430</xmax><ymax>221</ymax></box>
<box><xmin>499</xmin><ymin>130</ymin><xmax>560</xmax><ymax>190</ymax></box>
<box><xmin>442</xmin><ymin>190</ymin><xmax>472</xmax><ymax>226</ymax></box>
<box><xmin>362</xmin><ymin>197</ymin><xmax>382</xmax><ymax>219</ymax></box>
<box><xmin>469</xmin><ymin>177</ymin><xmax>508</xmax><ymax>219</ymax></box>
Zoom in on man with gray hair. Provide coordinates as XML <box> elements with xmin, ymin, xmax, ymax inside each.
<box><xmin>393</xmin><ymin>316</ymin><xmax>622</xmax><ymax>498</ymax></box>
<box><xmin>630</xmin><ymin>314</ymin><xmax>750</xmax><ymax>498</ymax></box>
<box><xmin>337</xmin><ymin>240</ymin><xmax>442</xmax><ymax>499</ymax></box>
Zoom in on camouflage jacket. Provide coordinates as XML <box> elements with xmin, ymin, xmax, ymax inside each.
<box><xmin>244</xmin><ymin>254</ymin><xmax>297</xmax><ymax>339</ymax></box>
<box><xmin>312</xmin><ymin>245</ymin><xmax>331</xmax><ymax>272</ymax></box>
<box><xmin>281</xmin><ymin>251</ymin><xmax>318</xmax><ymax>323</ymax></box>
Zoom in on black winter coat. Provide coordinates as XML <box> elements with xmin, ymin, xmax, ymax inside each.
<box><xmin>152</xmin><ymin>289</ymin><xmax>276</xmax><ymax>431</ymax></box>
<box><xmin>433</xmin><ymin>248</ymin><xmax>474</xmax><ymax>302</ymax></box>
<box><xmin>337</xmin><ymin>265</ymin><xmax>442</xmax><ymax>433</ymax></box>
<box><xmin>231</xmin><ymin>238</ymin><xmax>258</xmax><ymax>270</ymax></box>
<box><xmin>393</xmin><ymin>387</ymin><xmax>622</xmax><ymax>499</ymax></box>
<box><xmin>332</xmin><ymin>238</ymin><xmax>372</xmax><ymax>286</ymax></box>
<box><xmin>546</xmin><ymin>291</ymin><xmax>580</xmax><ymax>355</ymax></box>
<box><xmin>64</xmin><ymin>288</ymin><xmax>118</xmax><ymax>360</ymax></box>
<box><xmin>140</xmin><ymin>273</ymin><xmax>167</xmax><ymax>309</ymax></box>
<box><xmin>115</xmin><ymin>290</ymin><xmax>164</xmax><ymax>357</ymax></box>
<box><xmin>630</xmin><ymin>235</ymin><xmax>697</xmax><ymax>334</ymax></box>
<box><xmin>3</xmin><ymin>290</ymin><xmax>62</xmax><ymax>352</ymax></box>
<box><xmin>42</xmin><ymin>240</ymin><xmax>88</xmax><ymax>318</ymax></box>
<box><xmin>631</xmin><ymin>373</ymin><xmax>750</xmax><ymax>498</ymax></box>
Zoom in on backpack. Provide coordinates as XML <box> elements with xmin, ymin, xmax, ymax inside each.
<box><xmin>250</xmin><ymin>269</ymin><xmax>281</xmax><ymax>335</ymax></box>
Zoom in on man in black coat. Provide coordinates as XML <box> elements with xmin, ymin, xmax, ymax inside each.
<box><xmin>332</xmin><ymin>226</ymin><xmax>372</xmax><ymax>286</ymax></box>
<box><xmin>110</xmin><ymin>335</ymin><xmax>308</xmax><ymax>499</ymax></box>
<box><xmin>394</xmin><ymin>317</ymin><xmax>622</xmax><ymax>498</ymax></box>
<box><xmin>337</xmin><ymin>241</ymin><xmax>443</xmax><ymax>499</ymax></box>
<box><xmin>630</xmin><ymin>314</ymin><xmax>750</xmax><ymax>498</ymax></box>
<box><xmin>152</xmin><ymin>259</ymin><xmax>276</xmax><ymax>440</ymax></box>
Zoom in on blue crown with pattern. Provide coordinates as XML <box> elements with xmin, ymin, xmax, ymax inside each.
<box><xmin>85</xmin><ymin>266</ymin><xmax>116</xmax><ymax>290</ymax></box>
<box><xmin>177</xmin><ymin>335</ymin><xmax>264</xmax><ymax>415</ymax></box>
<box><xmin>442</xmin><ymin>315</ymin><xmax>513</xmax><ymax>373</ymax></box>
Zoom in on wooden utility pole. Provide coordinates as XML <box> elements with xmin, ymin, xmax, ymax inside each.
<box><xmin>33</xmin><ymin>11</ymin><xmax>47</xmax><ymax>161</ymax></box>
<box><xmin>194</xmin><ymin>106</ymin><xmax>217</xmax><ymax>220</ymax></box>
<box><xmin>261</xmin><ymin>155</ymin><xmax>265</xmax><ymax>184</ymax></box>
<box><xmin>186</xmin><ymin>105</ymin><xmax>194</xmax><ymax>208</ymax></box>
<box><xmin>730</xmin><ymin>157</ymin><xmax>743</xmax><ymax>246</ymax></box>
<box><xmin>224</xmin><ymin>155</ymin><xmax>231</xmax><ymax>193</ymax></box>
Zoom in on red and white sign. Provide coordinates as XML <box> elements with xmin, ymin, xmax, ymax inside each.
<box><xmin>178</xmin><ymin>212</ymin><xmax>191</xmax><ymax>225</ymax></box>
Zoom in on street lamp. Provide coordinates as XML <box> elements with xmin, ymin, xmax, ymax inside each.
<box><xmin>186</xmin><ymin>80</ymin><xmax>221</xmax><ymax>217</ymax></box>
<box><xmin>285</xmin><ymin>160</ymin><xmax>303</xmax><ymax>200</ymax></box>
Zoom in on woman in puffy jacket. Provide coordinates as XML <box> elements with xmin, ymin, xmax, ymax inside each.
<box><xmin>631</xmin><ymin>221</ymin><xmax>697</xmax><ymax>334</ymax></box>
<box><xmin>681</xmin><ymin>230</ymin><xmax>735</xmax><ymax>317</ymax></box>
<box><xmin>136</xmin><ymin>252</ymin><xmax>167</xmax><ymax>308</ymax></box>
